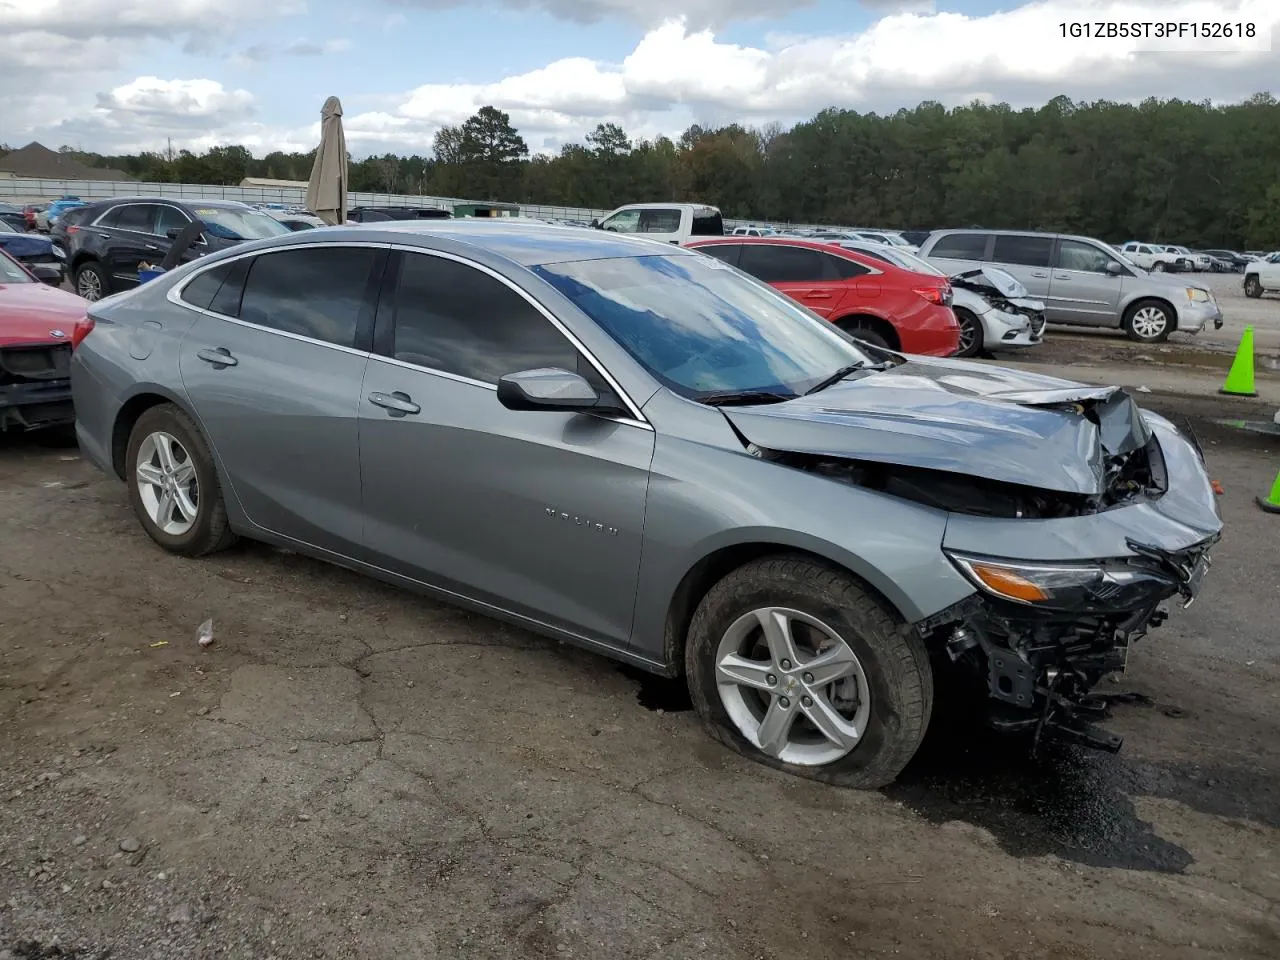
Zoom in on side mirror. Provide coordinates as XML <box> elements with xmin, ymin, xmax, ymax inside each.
<box><xmin>1105</xmin><ymin>261</ymin><xmax>1123</xmax><ymax>276</ymax></box>
<box><xmin>30</xmin><ymin>263</ymin><xmax>62</xmax><ymax>286</ymax></box>
<box><xmin>497</xmin><ymin>368</ymin><xmax>616</xmax><ymax>413</ymax></box>
<box><xmin>589</xmin><ymin>219</ymin><xmax>601</xmax><ymax>229</ymax></box>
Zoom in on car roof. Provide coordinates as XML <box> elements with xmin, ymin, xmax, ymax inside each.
<box><xmin>95</xmin><ymin>196</ymin><xmax>251</xmax><ymax>210</ymax></box>
<box><xmin>276</xmin><ymin>218</ymin><xmax>706</xmax><ymax>267</ymax></box>
<box><xmin>687</xmin><ymin>235</ymin><xmax>893</xmax><ymax>271</ymax></box>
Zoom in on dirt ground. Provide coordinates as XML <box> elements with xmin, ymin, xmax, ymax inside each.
<box><xmin>1</xmin><ymin>399</ymin><xmax>1278</xmax><ymax>960</ymax></box>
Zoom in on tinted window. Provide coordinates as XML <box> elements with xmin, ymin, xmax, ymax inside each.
<box><xmin>638</xmin><ymin>209</ymin><xmax>681</xmax><ymax>233</ymax></box>
<box><xmin>154</xmin><ymin>205</ymin><xmax>190</xmax><ymax>236</ymax></box>
<box><xmin>698</xmin><ymin>244</ymin><xmax>742</xmax><ymax>266</ymax></box>
<box><xmin>826</xmin><ymin>253</ymin><xmax>869</xmax><ymax>279</ymax></box>
<box><xmin>102</xmin><ymin>204</ymin><xmax>154</xmax><ymax>232</ymax></box>
<box><xmin>391</xmin><ymin>253</ymin><xmax>578</xmax><ymax>383</ymax></box>
<box><xmin>691</xmin><ymin>211</ymin><xmax>724</xmax><ymax>236</ymax></box>
<box><xmin>180</xmin><ymin>261</ymin><xmax>236</xmax><ymax>310</ymax></box>
<box><xmin>1055</xmin><ymin>240</ymin><xmax>1115</xmax><ymax>273</ymax></box>
<box><xmin>929</xmin><ymin>232</ymin><xmax>988</xmax><ymax>260</ymax></box>
<box><xmin>209</xmin><ymin>257</ymin><xmax>252</xmax><ymax>317</ymax></box>
<box><xmin>991</xmin><ymin>234</ymin><xmax>1054</xmax><ymax>267</ymax></box>
<box><xmin>738</xmin><ymin>244</ymin><xmax>826</xmax><ymax>283</ymax></box>
<box><xmin>239</xmin><ymin>247</ymin><xmax>378</xmax><ymax>347</ymax></box>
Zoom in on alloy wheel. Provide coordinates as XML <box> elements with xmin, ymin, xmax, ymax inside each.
<box><xmin>1130</xmin><ymin>306</ymin><xmax>1169</xmax><ymax>340</ymax></box>
<box><xmin>956</xmin><ymin>313</ymin><xmax>979</xmax><ymax>355</ymax></box>
<box><xmin>76</xmin><ymin>269</ymin><xmax>102</xmax><ymax>301</ymax></box>
<box><xmin>714</xmin><ymin>606</ymin><xmax>871</xmax><ymax>767</ymax></box>
<box><xmin>135</xmin><ymin>431</ymin><xmax>199</xmax><ymax>536</ymax></box>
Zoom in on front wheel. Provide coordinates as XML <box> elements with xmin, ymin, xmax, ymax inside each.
<box><xmin>126</xmin><ymin>404</ymin><xmax>236</xmax><ymax>557</ymax></box>
<box><xmin>1124</xmin><ymin>300</ymin><xmax>1173</xmax><ymax>343</ymax></box>
<box><xmin>685</xmin><ymin>555</ymin><xmax>932</xmax><ymax>789</ymax></box>
<box><xmin>952</xmin><ymin>308</ymin><xmax>984</xmax><ymax>358</ymax></box>
<box><xmin>1244</xmin><ymin>275</ymin><xmax>1263</xmax><ymax>298</ymax></box>
<box><xmin>1151</xmin><ymin>261</ymin><xmax>1166</xmax><ymax>273</ymax></box>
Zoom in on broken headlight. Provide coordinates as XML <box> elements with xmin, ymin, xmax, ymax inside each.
<box><xmin>945</xmin><ymin>552</ymin><xmax>1178</xmax><ymax>612</ymax></box>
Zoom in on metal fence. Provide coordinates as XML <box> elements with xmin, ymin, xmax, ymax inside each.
<box><xmin>0</xmin><ymin>176</ymin><xmax>831</xmax><ymax>232</ymax></box>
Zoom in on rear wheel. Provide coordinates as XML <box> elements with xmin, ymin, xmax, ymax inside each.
<box><xmin>74</xmin><ymin>260</ymin><xmax>110</xmax><ymax>301</ymax></box>
<box><xmin>953</xmin><ymin>308</ymin><xmax>983</xmax><ymax>358</ymax></box>
<box><xmin>1123</xmin><ymin>299</ymin><xmax>1173</xmax><ymax>343</ymax></box>
<box><xmin>1244</xmin><ymin>274</ymin><xmax>1263</xmax><ymax>298</ymax></box>
<box><xmin>126</xmin><ymin>404</ymin><xmax>235</xmax><ymax>557</ymax></box>
<box><xmin>685</xmin><ymin>555</ymin><xmax>932</xmax><ymax>789</ymax></box>
<box><xmin>837</xmin><ymin>318</ymin><xmax>891</xmax><ymax>350</ymax></box>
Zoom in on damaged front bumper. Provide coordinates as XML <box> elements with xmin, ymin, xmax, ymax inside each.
<box><xmin>917</xmin><ymin>413</ymin><xmax>1222</xmax><ymax>753</ymax></box>
<box><xmin>982</xmin><ymin>304</ymin><xmax>1045</xmax><ymax>349</ymax></box>
<box><xmin>1</xmin><ymin>342</ymin><xmax>75</xmax><ymax>432</ymax></box>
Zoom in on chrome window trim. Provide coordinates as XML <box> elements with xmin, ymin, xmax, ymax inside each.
<box><xmin>387</xmin><ymin>244</ymin><xmax>650</xmax><ymax>427</ymax></box>
<box><xmin>165</xmin><ymin>240</ymin><xmax>652</xmax><ymax>429</ymax></box>
<box><xmin>91</xmin><ymin>200</ymin><xmax>159</xmax><ymax>234</ymax></box>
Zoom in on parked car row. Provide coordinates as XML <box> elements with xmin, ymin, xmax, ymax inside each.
<box><xmin>62</xmin><ymin>218</ymin><xmax>1222</xmax><ymax>789</ymax></box>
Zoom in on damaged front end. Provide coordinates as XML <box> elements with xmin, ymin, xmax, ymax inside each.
<box><xmin>0</xmin><ymin>341</ymin><xmax>75</xmax><ymax>432</ymax></box>
<box><xmin>722</xmin><ymin>363</ymin><xmax>1223</xmax><ymax>754</ymax></box>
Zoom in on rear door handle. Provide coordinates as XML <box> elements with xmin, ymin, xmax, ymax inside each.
<box><xmin>144</xmin><ymin>243</ymin><xmax>159</xmax><ymax>251</ymax></box>
<box><xmin>1031</xmin><ymin>271</ymin><xmax>1049</xmax><ymax>278</ymax></box>
<box><xmin>368</xmin><ymin>391</ymin><xmax>421</xmax><ymax>416</ymax></box>
<box><xmin>196</xmin><ymin>347</ymin><xmax>237</xmax><ymax>368</ymax></box>
<box><xmin>803</xmin><ymin>291</ymin><xmax>833</xmax><ymax>299</ymax></box>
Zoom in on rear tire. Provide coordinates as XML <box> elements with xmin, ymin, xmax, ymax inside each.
<box><xmin>74</xmin><ymin>260</ymin><xmax>110</xmax><ymax>302</ymax></box>
<box><xmin>837</xmin><ymin>318</ymin><xmax>891</xmax><ymax>350</ymax></box>
<box><xmin>1244</xmin><ymin>274</ymin><xmax>1263</xmax><ymax>298</ymax></box>
<box><xmin>126</xmin><ymin>404</ymin><xmax>236</xmax><ymax>557</ymax></box>
<box><xmin>685</xmin><ymin>555</ymin><xmax>932</xmax><ymax>789</ymax></box>
<box><xmin>952</xmin><ymin>308</ymin><xmax>983</xmax><ymax>358</ymax></box>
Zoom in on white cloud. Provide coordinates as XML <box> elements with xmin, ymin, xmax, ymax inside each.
<box><xmin>387</xmin><ymin>0</ymin><xmax>824</xmax><ymax>29</ymax></box>
<box><xmin>7</xmin><ymin>0</ymin><xmax>1278</xmax><ymax>157</ymax></box>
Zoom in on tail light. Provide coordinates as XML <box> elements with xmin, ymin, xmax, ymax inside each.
<box><xmin>70</xmin><ymin>315</ymin><xmax>94</xmax><ymax>349</ymax></box>
<box><xmin>67</xmin><ymin>225</ymin><xmax>81</xmax><ymax>235</ymax></box>
<box><xmin>913</xmin><ymin>285</ymin><xmax>946</xmax><ymax>305</ymax></box>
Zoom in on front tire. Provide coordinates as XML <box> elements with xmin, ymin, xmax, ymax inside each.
<box><xmin>1151</xmin><ymin>261</ymin><xmax>1166</xmax><ymax>273</ymax></box>
<box><xmin>126</xmin><ymin>404</ymin><xmax>235</xmax><ymax>557</ymax></box>
<box><xmin>1123</xmin><ymin>299</ymin><xmax>1173</xmax><ymax>343</ymax></box>
<box><xmin>952</xmin><ymin>308</ymin><xmax>984</xmax><ymax>358</ymax></box>
<box><xmin>1244</xmin><ymin>274</ymin><xmax>1263</xmax><ymax>298</ymax></box>
<box><xmin>685</xmin><ymin>555</ymin><xmax>932</xmax><ymax>789</ymax></box>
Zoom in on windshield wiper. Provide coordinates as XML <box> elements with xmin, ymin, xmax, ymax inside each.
<box><xmin>804</xmin><ymin>362</ymin><xmax>870</xmax><ymax>395</ymax></box>
<box><xmin>697</xmin><ymin>390</ymin><xmax>797</xmax><ymax>407</ymax></box>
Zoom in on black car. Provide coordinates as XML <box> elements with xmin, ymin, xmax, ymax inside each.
<box><xmin>0</xmin><ymin>202</ymin><xmax>29</xmax><ymax>232</ymax></box>
<box><xmin>1200</xmin><ymin>249</ymin><xmax>1249</xmax><ymax>273</ymax></box>
<box><xmin>347</xmin><ymin>206</ymin><xmax>452</xmax><ymax>223</ymax></box>
<box><xmin>66</xmin><ymin>197</ymin><xmax>291</xmax><ymax>301</ymax></box>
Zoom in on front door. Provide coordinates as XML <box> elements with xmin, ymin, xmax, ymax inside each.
<box><xmin>178</xmin><ymin>244</ymin><xmax>385</xmax><ymax>554</ymax></box>
<box><xmin>357</xmin><ymin>249</ymin><xmax>654</xmax><ymax>647</ymax></box>
<box><xmin>1047</xmin><ymin>238</ymin><xmax>1127</xmax><ymax>326</ymax></box>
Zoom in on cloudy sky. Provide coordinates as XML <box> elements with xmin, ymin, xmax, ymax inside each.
<box><xmin>0</xmin><ymin>0</ymin><xmax>1276</xmax><ymax>158</ymax></box>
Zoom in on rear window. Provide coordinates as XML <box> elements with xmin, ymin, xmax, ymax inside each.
<box><xmin>180</xmin><ymin>257</ymin><xmax>252</xmax><ymax>315</ymax></box>
<box><xmin>929</xmin><ymin>233</ymin><xmax>988</xmax><ymax>260</ymax></box>
<box><xmin>991</xmin><ymin>234</ymin><xmax>1054</xmax><ymax>267</ymax></box>
<box><xmin>697</xmin><ymin>243</ymin><xmax>742</xmax><ymax>266</ymax></box>
<box><xmin>739</xmin><ymin>244</ymin><xmax>827</xmax><ymax>283</ymax></box>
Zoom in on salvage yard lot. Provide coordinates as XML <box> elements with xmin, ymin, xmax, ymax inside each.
<box><xmin>2</xmin><ymin>408</ymin><xmax>1279</xmax><ymax>959</ymax></box>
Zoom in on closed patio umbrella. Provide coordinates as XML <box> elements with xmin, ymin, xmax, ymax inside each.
<box><xmin>305</xmin><ymin>96</ymin><xmax>347</xmax><ymax>225</ymax></box>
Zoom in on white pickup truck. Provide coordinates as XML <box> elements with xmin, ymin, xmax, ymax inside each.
<box><xmin>1118</xmin><ymin>241</ymin><xmax>1191</xmax><ymax>272</ymax></box>
<box><xmin>1243</xmin><ymin>252</ymin><xmax>1280</xmax><ymax>298</ymax></box>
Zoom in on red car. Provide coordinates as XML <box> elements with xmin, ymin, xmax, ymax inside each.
<box><xmin>0</xmin><ymin>248</ymin><xmax>93</xmax><ymax>432</ymax></box>
<box><xmin>687</xmin><ymin>237</ymin><xmax>960</xmax><ymax>356</ymax></box>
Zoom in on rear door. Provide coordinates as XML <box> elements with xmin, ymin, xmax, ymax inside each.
<box><xmin>95</xmin><ymin>203</ymin><xmax>163</xmax><ymax>286</ymax></box>
<box><xmin>988</xmin><ymin>234</ymin><xmax>1054</xmax><ymax>298</ymax></box>
<box><xmin>177</xmin><ymin>243</ymin><xmax>385</xmax><ymax>554</ymax></box>
<box><xmin>1046</xmin><ymin>238</ymin><xmax>1126</xmax><ymax>326</ymax></box>
<box><xmin>737</xmin><ymin>243</ymin><xmax>845</xmax><ymax>317</ymax></box>
<box><xmin>357</xmin><ymin>248</ymin><xmax>654</xmax><ymax>646</ymax></box>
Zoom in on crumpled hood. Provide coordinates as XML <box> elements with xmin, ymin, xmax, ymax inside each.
<box><xmin>723</xmin><ymin>356</ymin><xmax>1152</xmax><ymax>496</ymax></box>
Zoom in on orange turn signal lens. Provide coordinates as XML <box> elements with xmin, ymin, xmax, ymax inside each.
<box><xmin>967</xmin><ymin>562</ymin><xmax>1050</xmax><ymax>603</ymax></box>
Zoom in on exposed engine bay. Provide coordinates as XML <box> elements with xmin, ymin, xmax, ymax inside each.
<box><xmin>949</xmin><ymin>266</ymin><xmax>1046</xmax><ymax>327</ymax></box>
<box><xmin>722</xmin><ymin>369</ymin><xmax>1220</xmax><ymax>756</ymax></box>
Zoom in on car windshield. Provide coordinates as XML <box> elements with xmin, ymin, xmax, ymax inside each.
<box><xmin>533</xmin><ymin>254</ymin><xmax>876</xmax><ymax>400</ymax></box>
<box><xmin>190</xmin><ymin>206</ymin><xmax>291</xmax><ymax>241</ymax></box>
<box><xmin>0</xmin><ymin>251</ymin><xmax>32</xmax><ymax>283</ymax></box>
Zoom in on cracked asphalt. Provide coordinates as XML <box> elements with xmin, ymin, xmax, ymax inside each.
<box><xmin>1</xmin><ymin>399</ymin><xmax>1278</xmax><ymax>960</ymax></box>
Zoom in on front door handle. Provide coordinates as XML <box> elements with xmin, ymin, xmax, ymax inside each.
<box><xmin>144</xmin><ymin>243</ymin><xmax>159</xmax><ymax>251</ymax></box>
<box><xmin>368</xmin><ymin>391</ymin><xmax>421</xmax><ymax>416</ymax></box>
<box><xmin>1031</xmin><ymin>271</ymin><xmax>1049</xmax><ymax>278</ymax></box>
<box><xmin>196</xmin><ymin>347</ymin><xmax>237</xmax><ymax>368</ymax></box>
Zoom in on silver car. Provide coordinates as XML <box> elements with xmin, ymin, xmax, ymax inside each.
<box><xmin>70</xmin><ymin>221</ymin><xmax>1222</xmax><ymax>787</ymax></box>
<box><xmin>920</xmin><ymin>229</ymin><xmax>1224</xmax><ymax>343</ymax></box>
